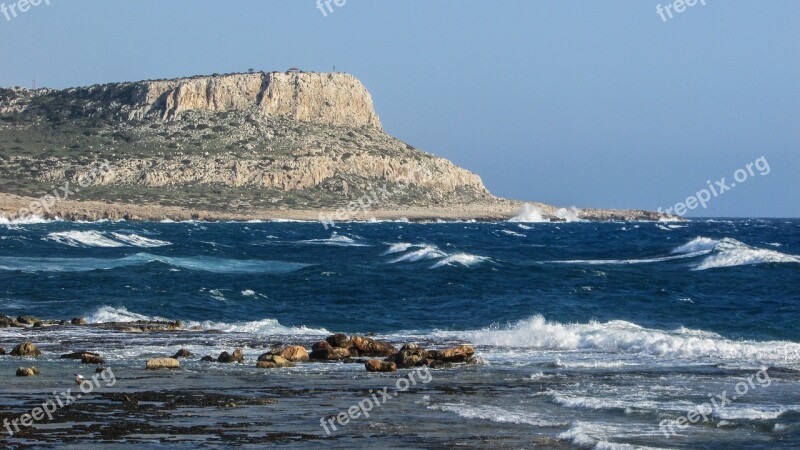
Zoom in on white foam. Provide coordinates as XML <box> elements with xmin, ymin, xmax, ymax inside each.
<box><xmin>509</xmin><ymin>204</ymin><xmax>547</xmax><ymax>223</ymax></box>
<box><xmin>109</xmin><ymin>232</ymin><xmax>171</xmax><ymax>248</ymax></box>
<box><xmin>46</xmin><ymin>231</ymin><xmax>126</xmax><ymax>247</ymax></box>
<box><xmin>299</xmin><ymin>233</ymin><xmax>369</xmax><ymax>247</ymax></box>
<box><xmin>384</xmin><ymin>243</ymin><xmax>417</xmax><ymax>254</ymax></box>
<box><xmin>389</xmin><ymin>245</ymin><xmax>446</xmax><ymax>263</ymax></box>
<box><xmin>430</xmin><ymin>253</ymin><xmax>490</xmax><ymax>269</ymax></box>
<box><xmin>0</xmin><ymin>214</ymin><xmax>54</xmax><ymax>225</ymax></box>
<box><xmin>458</xmin><ymin>315</ymin><xmax>800</xmax><ymax>365</ymax></box>
<box><xmin>672</xmin><ymin>237</ymin><xmax>720</xmax><ymax>254</ymax></box>
<box><xmin>429</xmin><ymin>402</ymin><xmax>566</xmax><ymax>427</ymax></box>
<box><xmin>674</xmin><ymin>237</ymin><xmax>800</xmax><ymax>270</ymax></box>
<box><xmin>85</xmin><ymin>306</ymin><xmax>329</xmax><ymax>335</ymax></box>
<box><xmin>713</xmin><ymin>407</ymin><xmax>786</xmax><ymax>421</ymax></box>
<box><xmin>555</xmin><ymin>207</ymin><xmax>583</xmax><ymax>222</ymax></box>
<box><xmin>501</xmin><ymin>229</ymin><xmax>526</xmax><ymax>237</ymax></box>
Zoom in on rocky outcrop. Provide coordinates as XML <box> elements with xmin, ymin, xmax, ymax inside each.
<box><xmin>11</xmin><ymin>342</ymin><xmax>41</xmax><ymax>357</ymax></box>
<box><xmin>145</xmin><ymin>358</ymin><xmax>180</xmax><ymax>370</ymax></box>
<box><xmin>16</xmin><ymin>367</ymin><xmax>40</xmax><ymax>377</ymax></box>
<box><xmin>256</xmin><ymin>355</ymin><xmax>294</xmax><ymax>369</ymax></box>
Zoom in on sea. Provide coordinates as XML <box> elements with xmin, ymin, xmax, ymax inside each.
<box><xmin>0</xmin><ymin>217</ymin><xmax>798</xmax><ymax>449</ymax></box>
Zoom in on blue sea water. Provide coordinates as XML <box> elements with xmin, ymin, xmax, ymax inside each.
<box><xmin>0</xmin><ymin>218</ymin><xmax>799</xmax><ymax>448</ymax></box>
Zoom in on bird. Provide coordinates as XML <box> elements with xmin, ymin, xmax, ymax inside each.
<box><xmin>74</xmin><ymin>373</ymin><xmax>85</xmax><ymax>385</ymax></box>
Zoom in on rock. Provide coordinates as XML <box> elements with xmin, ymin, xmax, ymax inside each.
<box><xmin>145</xmin><ymin>358</ymin><xmax>180</xmax><ymax>370</ymax></box>
<box><xmin>269</xmin><ymin>345</ymin><xmax>309</xmax><ymax>362</ymax></box>
<box><xmin>310</xmin><ymin>345</ymin><xmax>351</xmax><ymax>361</ymax></box>
<box><xmin>71</xmin><ymin>317</ymin><xmax>87</xmax><ymax>326</ymax></box>
<box><xmin>16</xmin><ymin>316</ymin><xmax>38</xmax><ymax>325</ymax></box>
<box><xmin>365</xmin><ymin>360</ymin><xmax>397</xmax><ymax>372</ymax></box>
<box><xmin>430</xmin><ymin>345</ymin><xmax>475</xmax><ymax>363</ymax></box>
<box><xmin>16</xmin><ymin>367</ymin><xmax>40</xmax><ymax>377</ymax></box>
<box><xmin>81</xmin><ymin>355</ymin><xmax>105</xmax><ymax>364</ymax></box>
<box><xmin>173</xmin><ymin>349</ymin><xmax>193</xmax><ymax>359</ymax></box>
<box><xmin>326</xmin><ymin>333</ymin><xmax>352</xmax><ymax>349</ymax></box>
<box><xmin>394</xmin><ymin>344</ymin><xmax>431</xmax><ymax>368</ymax></box>
<box><xmin>200</xmin><ymin>355</ymin><xmax>215</xmax><ymax>362</ymax></box>
<box><xmin>256</xmin><ymin>355</ymin><xmax>294</xmax><ymax>369</ymax></box>
<box><xmin>0</xmin><ymin>317</ymin><xmax>11</xmax><ymax>328</ymax></box>
<box><xmin>311</xmin><ymin>341</ymin><xmax>332</xmax><ymax>352</ymax></box>
<box><xmin>10</xmin><ymin>342</ymin><xmax>41</xmax><ymax>357</ymax></box>
<box><xmin>61</xmin><ymin>351</ymin><xmax>100</xmax><ymax>360</ymax></box>
<box><xmin>32</xmin><ymin>321</ymin><xmax>44</xmax><ymax>328</ymax></box>
<box><xmin>0</xmin><ymin>348</ymin><xmax>4</xmax><ymax>355</ymax></box>
<box><xmin>351</xmin><ymin>336</ymin><xmax>397</xmax><ymax>357</ymax></box>
<box><xmin>218</xmin><ymin>349</ymin><xmax>244</xmax><ymax>363</ymax></box>
<box><xmin>96</xmin><ymin>367</ymin><xmax>109</xmax><ymax>373</ymax></box>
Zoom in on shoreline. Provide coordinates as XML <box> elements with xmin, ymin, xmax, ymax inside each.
<box><xmin>0</xmin><ymin>193</ymin><xmax>668</xmax><ymax>223</ymax></box>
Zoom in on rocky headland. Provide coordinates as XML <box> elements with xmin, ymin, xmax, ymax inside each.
<box><xmin>0</xmin><ymin>71</ymin><xmax>666</xmax><ymax>222</ymax></box>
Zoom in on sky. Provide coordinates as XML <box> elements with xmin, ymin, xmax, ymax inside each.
<box><xmin>0</xmin><ymin>0</ymin><xmax>798</xmax><ymax>217</ymax></box>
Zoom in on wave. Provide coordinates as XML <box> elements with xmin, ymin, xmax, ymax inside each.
<box><xmin>713</xmin><ymin>407</ymin><xmax>787</xmax><ymax>421</ymax></box>
<box><xmin>389</xmin><ymin>245</ymin><xmax>446</xmax><ymax>263</ymax></box>
<box><xmin>298</xmin><ymin>233</ymin><xmax>369</xmax><ymax>247</ymax></box>
<box><xmin>46</xmin><ymin>231</ymin><xmax>171</xmax><ymax>248</ymax></box>
<box><xmin>387</xmin><ymin>244</ymin><xmax>490</xmax><ymax>269</ymax></box>
<box><xmin>0</xmin><ymin>253</ymin><xmax>310</xmax><ymax>274</ymax></box>
<box><xmin>0</xmin><ymin>215</ymin><xmax>55</xmax><ymax>225</ymax></box>
<box><xmin>508</xmin><ymin>204</ymin><xmax>547</xmax><ymax>223</ymax></box>
<box><xmin>430</xmin><ymin>253</ymin><xmax>491</xmax><ymax>269</ymax></box>
<box><xmin>674</xmin><ymin>237</ymin><xmax>800</xmax><ymax>270</ymax></box>
<box><xmin>86</xmin><ymin>306</ymin><xmax>329</xmax><ymax>335</ymax></box>
<box><xmin>554</xmin><ymin>207</ymin><xmax>583</xmax><ymax>222</ymax></box>
<box><xmin>551</xmin><ymin>251</ymin><xmax>707</xmax><ymax>266</ymax></box>
<box><xmin>458</xmin><ymin>315</ymin><xmax>800</xmax><ymax>364</ymax></box>
<box><xmin>428</xmin><ymin>402</ymin><xmax>567</xmax><ymax>427</ymax></box>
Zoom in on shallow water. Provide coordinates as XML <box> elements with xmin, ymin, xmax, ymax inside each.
<box><xmin>0</xmin><ymin>218</ymin><xmax>798</xmax><ymax>448</ymax></box>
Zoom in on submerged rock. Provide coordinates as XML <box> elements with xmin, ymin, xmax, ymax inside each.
<box><xmin>16</xmin><ymin>367</ymin><xmax>40</xmax><ymax>377</ymax></box>
<box><xmin>256</xmin><ymin>355</ymin><xmax>294</xmax><ymax>369</ymax></box>
<box><xmin>81</xmin><ymin>355</ymin><xmax>105</xmax><ymax>365</ymax></box>
<box><xmin>218</xmin><ymin>348</ymin><xmax>244</xmax><ymax>363</ymax></box>
<box><xmin>145</xmin><ymin>358</ymin><xmax>180</xmax><ymax>370</ymax></box>
<box><xmin>71</xmin><ymin>317</ymin><xmax>88</xmax><ymax>326</ymax></box>
<box><xmin>173</xmin><ymin>349</ymin><xmax>194</xmax><ymax>359</ymax></box>
<box><xmin>61</xmin><ymin>351</ymin><xmax>100</xmax><ymax>360</ymax></box>
<box><xmin>10</xmin><ymin>342</ymin><xmax>41</xmax><ymax>357</ymax></box>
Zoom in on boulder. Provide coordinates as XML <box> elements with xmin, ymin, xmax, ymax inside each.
<box><xmin>393</xmin><ymin>344</ymin><xmax>431</xmax><ymax>368</ymax></box>
<box><xmin>145</xmin><ymin>358</ymin><xmax>180</xmax><ymax>370</ymax></box>
<box><xmin>61</xmin><ymin>351</ymin><xmax>100</xmax><ymax>360</ymax></box>
<box><xmin>16</xmin><ymin>367</ymin><xmax>40</xmax><ymax>377</ymax></box>
<box><xmin>0</xmin><ymin>317</ymin><xmax>11</xmax><ymax>328</ymax></box>
<box><xmin>32</xmin><ymin>321</ymin><xmax>44</xmax><ymax>328</ymax></box>
<box><xmin>16</xmin><ymin>316</ymin><xmax>38</xmax><ymax>325</ymax></box>
<box><xmin>326</xmin><ymin>333</ymin><xmax>352</xmax><ymax>348</ymax></box>
<box><xmin>310</xmin><ymin>345</ymin><xmax>351</xmax><ymax>361</ymax></box>
<box><xmin>200</xmin><ymin>355</ymin><xmax>215</xmax><ymax>362</ymax></box>
<box><xmin>81</xmin><ymin>355</ymin><xmax>105</xmax><ymax>364</ymax></box>
<box><xmin>71</xmin><ymin>317</ymin><xmax>88</xmax><ymax>326</ymax></box>
<box><xmin>256</xmin><ymin>355</ymin><xmax>294</xmax><ymax>369</ymax></box>
<box><xmin>351</xmin><ymin>336</ymin><xmax>397</xmax><ymax>357</ymax></box>
<box><xmin>270</xmin><ymin>345</ymin><xmax>309</xmax><ymax>362</ymax></box>
<box><xmin>430</xmin><ymin>345</ymin><xmax>474</xmax><ymax>363</ymax></box>
<box><xmin>0</xmin><ymin>348</ymin><xmax>5</xmax><ymax>355</ymax></box>
<box><xmin>218</xmin><ymin>348</ymin><xmax>244</xmax><ymax>363</ymax></box>
<box><xmin>173</xmin><ymin>349</ymin><xmax>194</xmax><ymax>359</ymax></box>
<box><xmin>365</xmin><ymin>360</ymin><xmax>397</xmax><ymax>372</ymax></box>
<box><xmin>10</xmin><ymin>342</ymin><xmax>41</xmax><ymax>357</ymax></box>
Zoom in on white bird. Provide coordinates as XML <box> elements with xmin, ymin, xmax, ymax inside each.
<box><xmin>74</xmin><ymin>373</ymin><xmax>85</xmax><ymax>385</ymax></box>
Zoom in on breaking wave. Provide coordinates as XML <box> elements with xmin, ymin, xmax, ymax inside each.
<box><xmin>508</xmin><ymin>203</ymin><xmax>547</xmax><ymax>223</ymax></box>
<box><xmin>387</xmin><ymin>243</ymin><xmax>490</xmax><ymax>269</ymax></box>
<box><xmin>298</xmin><ymin>233</ymin><xmax>369</xmax><ymax>247</ymax></box>
<box><xmin>86</xmin><ymin>306</ymin><xmax>329</xmax><ymax>335</ymax></box>
<box><xmin>459</xmin><ymin>315</ymin><xmax>800</xmax><ymax>364</ymax></box>
<box><xmin>46</xmin><ymin>231</ymin><xmax>171</xmax><ymax>248</ymax></box>
<box><xmin>0</xmin><ymin>253</ymin><xmax>310</xmax><ymax>274</ymax></box>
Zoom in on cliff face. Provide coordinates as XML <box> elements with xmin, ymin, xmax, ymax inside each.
<box><xmin>84</xmin><ymin>72</ymin><xmax>382</xmax><ymax>129</ymax></box>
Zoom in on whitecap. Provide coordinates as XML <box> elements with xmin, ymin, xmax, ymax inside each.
<box><xmin>430</xmin><ymin>253</ymin><xmax>490</xmax><ymax>269</ymax></box>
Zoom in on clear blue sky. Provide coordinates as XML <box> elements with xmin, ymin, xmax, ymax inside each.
<box><xmin>1</xmin><ymin>0</ymin><xmax>798</xmax><ymax>217</ymax></box>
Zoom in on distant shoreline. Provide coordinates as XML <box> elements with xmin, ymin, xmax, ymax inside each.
<box><xmin>0</xmin><ymin>192</ymin><xmax>668</xmax><ymax>223</ymax></box>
